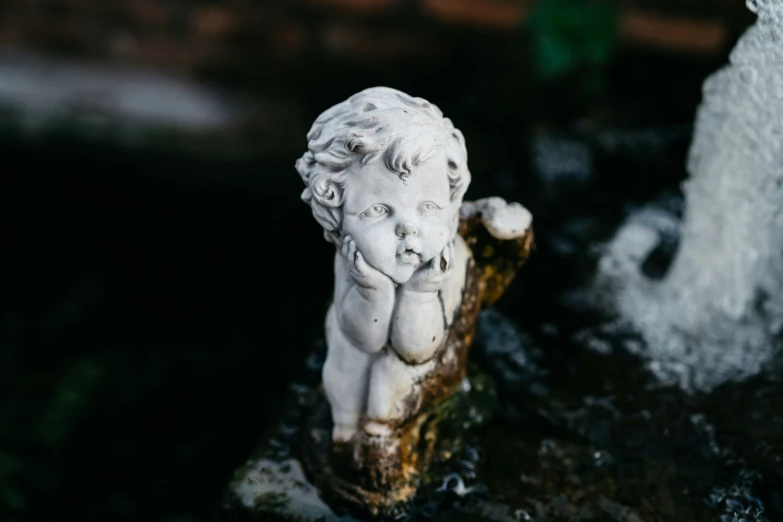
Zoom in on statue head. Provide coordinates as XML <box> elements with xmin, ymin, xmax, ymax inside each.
<box><xmin>296</xmin><ymin>87</ymin><xmax>471</xmax><ymax>284</ymax></box>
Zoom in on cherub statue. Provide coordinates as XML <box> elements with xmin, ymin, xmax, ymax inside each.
<box><xmin>296</xmin><ymin>87</ymin><xmax>473</xmax><ymax>442</ymax></box>
<box><xmin>296</xmin><ymin>87</ymin><xmax>533</xmax><ymax>514</ymax></box>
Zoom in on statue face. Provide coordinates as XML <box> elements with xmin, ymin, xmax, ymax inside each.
<box><xmin>342</xmin><ymin>154</ymin><xmax>457</xmax><ymax>285</ymax></box>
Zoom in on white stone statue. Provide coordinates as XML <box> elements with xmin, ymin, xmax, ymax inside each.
<box><xmin>295</xmin><ymin>87</ymin><xmax>531</xmax><ymax>443</ymax></box>
<box><xmin>225</xmin><ymin>87</ymin><xmax>532</xmax><ymax>519</ymax></box>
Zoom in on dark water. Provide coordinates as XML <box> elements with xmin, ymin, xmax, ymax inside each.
<box><xmin>2</xmin><ymin>53</ymin><xmax>781</xmax><ymax>521</ymax></box>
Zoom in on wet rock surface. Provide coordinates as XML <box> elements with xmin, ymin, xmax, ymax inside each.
<box><xmin>223</xmin><ymin>302</ymin><xmax>783</xmax><ymax>521</ymax></box>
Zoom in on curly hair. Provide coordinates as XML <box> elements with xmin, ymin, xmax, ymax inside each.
<box><xmin>295</xmin><ymin>87</ymin><xmax>471</xmax><ymax>244</ymax></box>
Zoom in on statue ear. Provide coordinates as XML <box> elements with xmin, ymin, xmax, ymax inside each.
<box><xmin>303</xmin><ymin>173</ymin><xmax>344</xmax><ymax>241</ymax></box>
<box><xmin>310</xmin><ymin>175</ymin><xmax>344</xmax><ymax>208</ymax></box>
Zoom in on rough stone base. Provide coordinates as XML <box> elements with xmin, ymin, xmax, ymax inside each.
<box><xmin>223</xmin><ymin>365</ymin><xmax>496</xmax><ymax>522</ymax></box>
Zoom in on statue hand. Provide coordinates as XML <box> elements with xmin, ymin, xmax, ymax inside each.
<box><xmin>404</xmin><ymin>242</ymin><xmax>454</xmax><ymax>294</ymax></box>
<box><xmin>341</xmin><ymin>235</ymin><xmax>394</xmax><ymax>296</ymax></box>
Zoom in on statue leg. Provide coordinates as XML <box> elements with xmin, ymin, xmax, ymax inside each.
<box><xmin>323</xmin><ymin>306</ymin><xmax>376</xmax><ymax>442</ymax></box>
<box><xmin>365</xmin><ymin>350</ymin><xmax>433</xmax><ymax>436</ymax></box>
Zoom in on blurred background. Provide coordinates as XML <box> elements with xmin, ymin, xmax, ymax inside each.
<box><xmin>0</xmin><ymin>1</ymin><xmax>760</xmax><ymax>521</ymax></box>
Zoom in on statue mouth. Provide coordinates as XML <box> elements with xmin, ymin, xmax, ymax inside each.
<box><xmin>397</xmin><ymin>248</ymin><xmax>421</xmax><ymax>265</ymax></box>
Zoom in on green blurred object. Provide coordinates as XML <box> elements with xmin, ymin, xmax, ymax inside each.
<box><xmin>0</xmin><ymin>451</ymin><xmax>24</xmax><ymax>510</ymax></box>
<box><xmin>529</xmin><ymin>0</ymin><xmax>620</xmax><ymax>86</ymax></box>
<box><xmin>33</xmin><ymin>358</ymin><xmax>104</xmax><ymax>448</ymax></box>
<box><xmin>0</xmin><ymin>357</ymin><xmax>105</xmax><ymax>512</ymax></box>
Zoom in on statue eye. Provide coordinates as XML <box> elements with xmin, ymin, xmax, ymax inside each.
<box><xmin>361</xmin><ymin>204</ymin><xmax>390</xmax><ymax>218</ymax></box>
<box><xmin>419</xmin><ymin>202</ymin><xmax>439</xmax><ymax>215</ymax></box>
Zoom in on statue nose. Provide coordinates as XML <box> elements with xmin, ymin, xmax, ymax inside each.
<box><xmin>396</xmin><ymin>221</ymin><xmax>418</xmax><ymax>238</ymax></box>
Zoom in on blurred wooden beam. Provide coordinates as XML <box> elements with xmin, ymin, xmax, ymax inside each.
<box><xmin>298</xmin><ymin>0</ymin><xmax>397</xmax><ymax>14</ymax></box>
<box><xmin>421</xmin><ymin>0</ymin><xmax>530</xmax><ymax>30</ymax></box>
<box><xmin>421</xmin><ymin>0</ymin><xmax>728</xmax><ymax>54</ymax></box>
<box><xmin>0</xmin><ymin>0</ymin><xmax>737</xmax><ymax>69</ymax></box>
<box><xmin>620</xmin><ymin>9</ymin><xmax>727</xmax><ymax>54</ymax></box>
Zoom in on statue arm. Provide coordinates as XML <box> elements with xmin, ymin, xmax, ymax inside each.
<box><xmin>389</xmin><ymin>289</ymin><xmax>446</xmax><ymax>364</ymax></box>
<box><xmin>333</xmin><ymin>252</ymin><xmax>395</xmax><ymax>354</ymax></box>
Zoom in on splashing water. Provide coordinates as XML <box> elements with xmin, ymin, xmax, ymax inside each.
<box><xmin>592</xmin><ymin>0</ymin><xmax>783</xmax><ymax>392</ymax></box>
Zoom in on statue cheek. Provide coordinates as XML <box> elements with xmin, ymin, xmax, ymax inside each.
<box><xmin>425</xmin><ymin>219</ymin><xmax>452</xmax><ymax>242</ymax></box>
<box><xmin>361</xmin><ymin>226</ymin><xmax>396</xmax><ymax>261</ymax></box>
